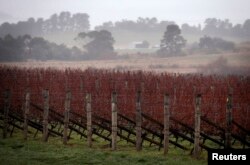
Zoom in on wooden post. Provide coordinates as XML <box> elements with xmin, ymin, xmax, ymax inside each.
<box><xmin>111</xmin><ymin>92</ymin><xmax>118</xmax><ymax>150</ymax></box>
<box><xmin>136</xmin><ymin>90</ymin><xmax>142</xmax><ymax>151</ymax></box>
<box><xmin>3</xmin><ymin>90</ymin><xmax>10</xmax><ymax>139</ymax></box>
<box><xmin>63</xmin><ymin>90</ymin><xmax>71</xmax><ymax>145</ymax></box>
<box><xmin>194</xmin><ymin>94</ymin><xmax>201</xmax><ymax>158</ymax></box>
<box><xmin>163</xmin><ymin>94</ymin><xmax>170</xmax><ymax>155</ymax></box>
<box><xmin>225</xmin><ymin>89</ymin><xmax>232</xmax><ymax>149</ymax></box>
<box><xmin>86</xmin><ymin>93</ymin><xmax>92</xmax><ymax>147</ymax></box>
<box><xmin>42</xmin><ymin>90</ymin><xmax>49</xmax><ymax>142</ymax></box>
<box><xmin>23</xmin><ymin>90</ymin><xmax>30</xmax><ymax>140</ymax></box>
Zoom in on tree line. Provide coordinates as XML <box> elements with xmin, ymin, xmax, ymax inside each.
<box><xmin>0</xmin><ymin>34</ymin><xmax>85</xmax><ymax>61</ymax></box>
<box><xmin>0</xmin><ymin>25</ymin><xmax>235</xmax><ymax>61</ymax></box>
<box><xmin>1</xmin><ymin>12</ymin><xmax>250</xmax><ymax>40</ymax></box>
<box><xmin>0</xmin><ymin>11</ymin><xmax>245</xmax><ymax>61</ymax></box>
<box><xmin>0</xmin><ymin>30</ymin><xmax>117</xmax><ymax>61</ymax></box>
<box><xmin>0</xmin><ymin>11</ymin><xmax>90</xmax><ymax>37</ymax></box>
<box><xmin>95</xmin><ymin>17</ymin><xmax>250</xmax><ymax>39</ymax></box>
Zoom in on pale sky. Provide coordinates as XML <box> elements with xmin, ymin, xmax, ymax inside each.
<box><xmin>0</xmin><ymin>0</ymin><xmax>249</xmax><ymax>28</ymax></box>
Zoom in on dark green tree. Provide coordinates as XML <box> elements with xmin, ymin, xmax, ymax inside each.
<box><xmin>199</xmin><ymin>36</ymin><xmax>214</xmax><ymax>49</ymax></box>
<box><xmin>0</xmin><ymin>34</ymin><xmax>32</xmax><ymax>61</ymax></box>
<box><xmin>199</xmin><ymin>36</ymin><xmax>235</xmax><ymax>52</ymax></box>
<box><xmin>157</xmin><ymin>24</ymin><xmax>186</xmax><ymax>56</ymax></box>
<box><xmin>29</xmin><ymin>37</ymin><xmax>52</xmax><ymax>61</ymax></box>
<box><xmin>0</xmin><ymin>34</ymin><xmax>86</xmax><ymax>61</ymax></box>
<box><xmin>77</xmin><ymin>30</ymin><xmax>116</xmax><ymax>59</ymax></box>
<box><xmin>243</xmin><ymin>19</ymin><xmax>250</xmax><ymax>36</ymax></box>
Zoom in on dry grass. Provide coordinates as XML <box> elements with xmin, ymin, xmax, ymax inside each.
<box><xmin>1</xmin><ymin>51</ymin><xmax>249</xmax><ymax>74</ymax></box>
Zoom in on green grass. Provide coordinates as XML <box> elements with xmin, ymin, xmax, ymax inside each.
<box><xmin>0</xmin><ymin>131</ymin><xmax>207</xmax><ymax>165</ymax></box>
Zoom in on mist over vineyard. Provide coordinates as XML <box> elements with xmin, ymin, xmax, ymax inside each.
<box><xmin>0</xmin><ymin>1</ymin><xmax>250</xmax><ymax>75</ymax></box>
<box><xmin>0</xmin><ymin>1</ymin><xmax>250</xmax><ymax>164</ymax></box>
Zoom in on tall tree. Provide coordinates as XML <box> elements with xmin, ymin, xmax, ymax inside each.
<box><xmin>199</xmin><ymin>36</ymin><xmax>235</xmax><ymax>53</ymax></box>
<box><xmin>29</xmin><ymin>37</ymin><xmax>52</xmax><ymax>60</ymax></box>
<box><xmin>0</xmin><ymin>34</ymin><xmax>32</xmax><ymax>61</ymax></box>
<box><xmin>72</xmin><ymin>13</ymin><xmax>90</xmax><ymax>32</ymax></box>
<box><xmin>157</xmin><ymin>24</ymin><xmax>186</xmax><ymax>56</ymax></box>
<box><xmin>77</xmin><ymin>30</ymin><xmax>116</xmax><ymax>59</ymax></box>
<box><xmin>58</xmin><ymin>11</ymin><xmax>71</xmax><ymax>31</ymax></box>
<box><xmin>243</xmin><ymin>19</ymin><xmax>250</xmax><ymax>37</ymax></box>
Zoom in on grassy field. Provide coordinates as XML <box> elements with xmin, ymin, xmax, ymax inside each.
<box><xmin>1</xmin><ymin>51</ymin><xmax>249</xmax><ymax>74</ymax></box>
<box><xmin>0</xmin><ymin>138</ymin><xmax>207</xmax><ymax>165</ymax></box>
<box><xmin>0</xmin><ymin>130</ymin><xmax>207</xmax><ymax>165</ymax></box>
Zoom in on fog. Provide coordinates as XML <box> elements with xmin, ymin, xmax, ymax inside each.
<box><xmin>0</xmin><ymin>0</ymin><xmax>250</xmax><ymax>28</ymax></box>
<box><xmin>0</xmin><ymin>0</ymin><xmax>250</xmax><ymax>75</ymax></box>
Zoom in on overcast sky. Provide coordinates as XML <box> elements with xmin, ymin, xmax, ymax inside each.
<box><xmin>0</xmin><ymin>0</ymin><xmax>249</xmax><ymax>28</ymax></box>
